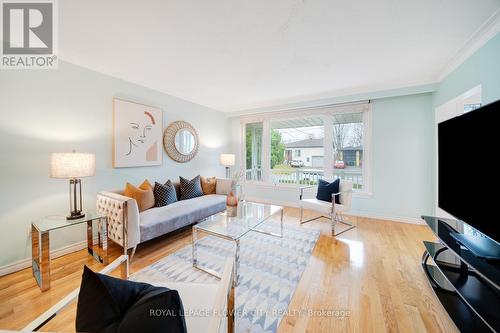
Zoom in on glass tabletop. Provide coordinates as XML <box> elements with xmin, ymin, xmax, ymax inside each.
<box><xmin>195</xmin><ymin>201</ymin><xmax>282</xmax><ymax>240</ymax></box>
<box><xmin>32</xmin><ymin>211</ymin><xmax>105</xmax><ymax>232</ymax></box>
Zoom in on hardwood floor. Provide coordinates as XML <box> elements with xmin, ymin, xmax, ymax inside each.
<box><xmin>0</xmin><ymin>208</ymin><xmax>458</xmax><ymax>332</ymax></box>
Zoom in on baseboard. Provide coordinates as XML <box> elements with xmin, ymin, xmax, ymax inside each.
<box><xmin>348</xmin><ymin>210</ymin><xmax>425</xmax><ymax>225</ymax></box>
<box><xmin>0</xmin><ymin>240</ymin><xmax>87</xmax><ymax>277</ymax></box>
<box><xmin>245</xmin><ymin>196</ymin><xmax>425</xmax><ymax>225</ymax></box>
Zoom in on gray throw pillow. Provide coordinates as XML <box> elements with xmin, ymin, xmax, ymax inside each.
<box><xmin>179</xmin><ymin>175</ymin><xmax>203</xmax><ymax>200</ymax></box>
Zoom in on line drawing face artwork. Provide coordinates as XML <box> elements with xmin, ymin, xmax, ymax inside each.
<box><xmin>113</xmin><ymin>98</ymin><xmax>162</xmax><ymax>168</ymax></box>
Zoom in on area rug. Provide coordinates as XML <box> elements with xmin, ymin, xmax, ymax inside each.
<box><xmin>130</xmin><ymin>221</ymin><xmax>320</xmax><ymax>333</ymax></box>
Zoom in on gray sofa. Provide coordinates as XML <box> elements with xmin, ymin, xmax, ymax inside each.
<box><xmin>96</xmin><ymin>178</ymin><xmax>235</xmax><ymax>256</ymax></box>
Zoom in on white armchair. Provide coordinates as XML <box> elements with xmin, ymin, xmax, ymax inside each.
<box><xmin>299</xmin><ymin>179</ymin><xmax>355</xmax><ymax>236</ymax></box>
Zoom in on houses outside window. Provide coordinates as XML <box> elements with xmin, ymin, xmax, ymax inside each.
<box><xmin>332</xmin><ymin>112</ymin><xmax>365</xmax><ymax>189</ymax></box>
<box><xmin>270</xmin><ymin>116</ymin><xmax>324</xmax><ymax>185</ymax></box>
<box><xmin>241</xmin><ymin>102</ymin><xmax>371</xmax><ymax>193</ymax></box>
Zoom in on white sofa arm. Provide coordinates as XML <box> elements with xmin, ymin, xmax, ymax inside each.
<box><xmin>96</xmin><ymin>191</ymin><xmax>140</xmax><ymax>251</ymax></box>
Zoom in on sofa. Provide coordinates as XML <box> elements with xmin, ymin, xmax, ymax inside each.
<box><xmin>96</xmin><ymin>178</ymin><xmax>236</xmax><ymax>256</ymax></box>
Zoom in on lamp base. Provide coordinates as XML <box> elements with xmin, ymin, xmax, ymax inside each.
<box><xmin>67</xmin><ymin>211</ymin><xmax>85</xmax><ymax>220</ymax></box>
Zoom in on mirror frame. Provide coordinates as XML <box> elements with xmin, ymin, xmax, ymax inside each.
<box><xmin>163</xmin><ymin>121</ymin><xmax>199</xmax><ymax>163</ymax></box>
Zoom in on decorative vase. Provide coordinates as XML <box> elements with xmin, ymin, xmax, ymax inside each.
<box><xmin>226</xmin><ymin>191</ymin><xmax>238</xmax><ymax>217</ymax></box>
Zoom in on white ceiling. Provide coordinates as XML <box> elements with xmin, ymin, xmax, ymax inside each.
<box><xmin>59</xmin><ymin>0</ymin><xmax>500</xmax><ymax>112</ymax></box>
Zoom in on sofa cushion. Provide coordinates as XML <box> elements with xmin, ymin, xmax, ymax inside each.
<box><xmin>200</xmin><ymin>176</ymin><xmax>216</xmax><ymax>195</ymax></box>
<box><xmin>153</xmin><ymin>180</ymin><xmax>178</xmax><ymax>207</ymax></box>
<box><xmin>215</xmin><ymin>178</ymin><xmax>235</xmax><ymax>196</ymax></box>
<box><xmin>123</xmin><ymin>180</ymin><xmax>155</xmax><ymax>212</ymax></box>
<box><xmin>139</xmin><ymin>194</ymin><xmax>226</xmax><ymax>243</ymax></box>
<box><xmin>179</xmin><ymin>175</ymin><xmax>203</xmax><ymax>200</ymax></box>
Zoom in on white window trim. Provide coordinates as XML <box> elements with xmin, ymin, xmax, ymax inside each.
<box><xmin>240</xmin><ymin>102</ymin><xmax>373</xmax><ymax>196</ymax></box>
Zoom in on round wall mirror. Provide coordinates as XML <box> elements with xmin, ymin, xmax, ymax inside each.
<box><xmin>163</xmin><ymin>121</ymin><xmax>199</xmax><ymax>162</ymax></box>
<box><xmin>174</xmin><ymin>129</ymin><xmax>195</xmax><ymax>155</ymax></box>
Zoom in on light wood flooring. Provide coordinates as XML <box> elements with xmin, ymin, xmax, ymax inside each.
<box><xmin>0</xmin><ymin>208</ymin><xmax>458</xmax><ymax>332</ymax></box>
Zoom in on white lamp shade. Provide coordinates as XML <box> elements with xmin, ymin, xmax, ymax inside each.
<box><xmin>50</xmin><ymin>153</ymin><xmax>96</xmax><ymax>178</ymax></box>
<box><xmin>220</xmin><ymin>154</ymin><xmax>235</xmax><ymax>166</ymax></box>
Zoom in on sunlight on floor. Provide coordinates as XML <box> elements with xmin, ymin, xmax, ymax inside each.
<box><xmin>337</xmin><ymin>237</ymin><xmax>364</xmax><ymax>268</ymax></box>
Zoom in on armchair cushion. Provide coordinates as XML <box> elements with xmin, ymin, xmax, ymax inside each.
<box><xmin>301</xmin><ymin>198</ymin><xmax>349</xmax><ymax>215</ymax></box>
<box><xmin>316</xmin><ymin>178</ymin><xmax>340</xmax><ymax>204</ymax></box>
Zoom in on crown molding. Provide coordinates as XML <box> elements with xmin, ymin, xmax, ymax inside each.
<box><xmin>437</xmin><ymin>9</ymin><xmax>500</xmax><ymax>81</ymax></box>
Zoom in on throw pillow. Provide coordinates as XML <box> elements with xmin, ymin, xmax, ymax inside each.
<box><xmin>76</xmin><ymin>266</ymin><xmax>187</xmax><ymax>333</ymax></box>
<box><xmin>316</xmin><ymin>178</ymin><xmax>341</xmax><ymax>204</ymax></box>
<box><xmin>123</xmin><ymin>180</ymin><xmax>155</xmax><ymax>212</ymax></box>
<box><xmin>200</xmin><ymin>176</ymin><xmax>216</xmax><ymax>195</ymax></box>
<box><xmin>153</xmin><ymin>180</ymin><xmax>178</xmax><ymax>207</ymax></box>
<box><xmin>179</xmin><ymin>175</ymin><xmax>203</xmax><ymax>200</ymax></box>
<box><xmin>215</xmin><ymin>178</ymin><xmax>235</xmax><ymax>196</ymax></box>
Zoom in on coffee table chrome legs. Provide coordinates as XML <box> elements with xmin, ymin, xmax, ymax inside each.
<box><xmin>192</xmin><ymin>207</ymin><xmax>283</xmax><ymax>287</ymax></box>
<box><xmin>250</xmin><ymin>208</ymin><xmax>284</xmax><ymax>238</ymax></box>
<box><xmin>192</xmin><ymin>226</ymin><xmax>241</xmax><ymax>287</ymax></box>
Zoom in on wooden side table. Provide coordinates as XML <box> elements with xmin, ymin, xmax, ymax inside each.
<box><xmin>31</xmin><ymin>212</ymin><xmax>108</xmax><ymax>291</ymax></box>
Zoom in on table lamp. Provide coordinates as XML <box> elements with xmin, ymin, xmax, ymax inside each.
<box><xmin>220</xmin><ymin>154</ymin><xmax>235</xmax><ymax>178</ymax></box>
<box><xmin>50</xmin><ymin>152</ymin><xmax>95</xmax><ymax>220</ymax></box>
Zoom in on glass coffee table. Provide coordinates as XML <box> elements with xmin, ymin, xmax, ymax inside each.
<box><xmin>192</xmin><ymin>201</ymin><xmax>283</xmax><ymax>286</ymax></box>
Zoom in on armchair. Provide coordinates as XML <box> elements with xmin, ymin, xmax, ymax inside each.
<box><xmin>299</xmin><ymin>179</ymin><xmax>355</xmax><ymax>236</ymax></box>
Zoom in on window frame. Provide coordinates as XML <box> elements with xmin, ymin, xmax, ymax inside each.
<box><xmin>240</xmin><ymin>103</ymin><xmax>373</xmax><ymax>196</ymax></box>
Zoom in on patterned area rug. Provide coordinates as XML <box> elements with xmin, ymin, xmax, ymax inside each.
<box><xmin>130</xmin><ymin>221</ymin><xmax>319</xmax><ymax>333</ymax></box>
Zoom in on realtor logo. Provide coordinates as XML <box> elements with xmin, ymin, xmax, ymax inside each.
<box><xmin>1</xmin><ymin>0</ymin><xmax>58</xmax><ymax>69</ymax></box>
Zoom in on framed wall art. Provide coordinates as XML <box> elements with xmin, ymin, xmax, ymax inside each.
<box><xmin>113</xmin><ymin>98</ymin><xmax>163</xmax><ymax>168</ymax></box>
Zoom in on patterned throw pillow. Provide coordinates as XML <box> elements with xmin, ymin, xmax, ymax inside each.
<box><xmin>179</xmin><ymin>175</ymin><xmax>203</xmax><ymax>200</ymax></box>
<box><xmin>153</xmin><ymin>180</ymin><xmax>178</xmax><ymax>207</ymax></box>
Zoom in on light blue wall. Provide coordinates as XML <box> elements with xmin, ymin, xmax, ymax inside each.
<box><xmin>0</xmin><ymin>61</ymin><xmax>230</xmax><ymax>267</ymax></box>
<box><xmin>236</xmin><ymin>92</ymin><xmax>435</xmax><ymax>222</ymax></box>
<box><xmin>434</xmin><ymin>33</ymin><xmax>500</xmax><ymax>107</ymax></box>
<box><xmin>353</xmin><ymin>94</ymin><xmax>434</xmax><ymax>218</ymax></box>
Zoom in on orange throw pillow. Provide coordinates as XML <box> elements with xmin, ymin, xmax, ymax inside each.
<box><xmin>123</xmin><ymin>180</ymin><xmax>155</xmax><ymax>212</ymax></box>
<box><xmin>200</xmin><ymin>176</ymin><xmax>216</xmax><ymax>194</ymax></box>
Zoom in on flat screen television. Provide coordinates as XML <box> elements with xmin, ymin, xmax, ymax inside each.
<box><xmin>438</xmin><ymin>99</ymin><xmax>500</xmax><ymax>248</ymax></box>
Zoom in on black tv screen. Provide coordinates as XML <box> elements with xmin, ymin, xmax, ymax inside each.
<box><xmin>438</xmin><ymin>99</ymin><xmax>500</xmax><ymax>244</ymax></box>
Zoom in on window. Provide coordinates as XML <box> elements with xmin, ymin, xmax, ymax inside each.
<box><xmin>332</xmin><ymin>112</ymin><xmax>364</xmax><ymax>189</ymax></box>
<box><xmin>270</xmin><ymin>116</ymin><xmax>324</xmax><ymax>185</ymax></box>
<box><xmin>240</xmin><ymin>103</ymin><xmax>371</xmax><ymax>193</ymax></box>
<box><xmin>245</xmin><ymin>122</ymin><xmax>263</xmax><ymax>181</ymax></box>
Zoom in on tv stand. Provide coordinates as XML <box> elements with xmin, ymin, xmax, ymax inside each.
<box><xmin>421</xmin><ymin>216</ymin><xmax>500</xmax><ymax>333</ymax></box>
<box><xmin>450</xmin><ymin>233</ymin><xmax>500</xmax><ymax>260</ymax></box>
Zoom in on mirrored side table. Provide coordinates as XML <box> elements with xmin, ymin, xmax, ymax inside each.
<box><xmin>31</xmin><ymin>212</ymin><xmax>108</xmax><ymax>291</ymax></box>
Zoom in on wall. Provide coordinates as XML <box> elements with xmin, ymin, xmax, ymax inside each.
<box><xmin>0</xmin><ymin>61</ymin><xmax>231</xmax><ymax>268</ymax></box>
<box><xmin>231</xmin><ymin>93</ymin><xmax>435</xmax><ymax>223</ymax></box>
<box><xmin>433</xmin><ymin>33</ymin><xmax>500</xmax><ymax>108</ymax></box>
